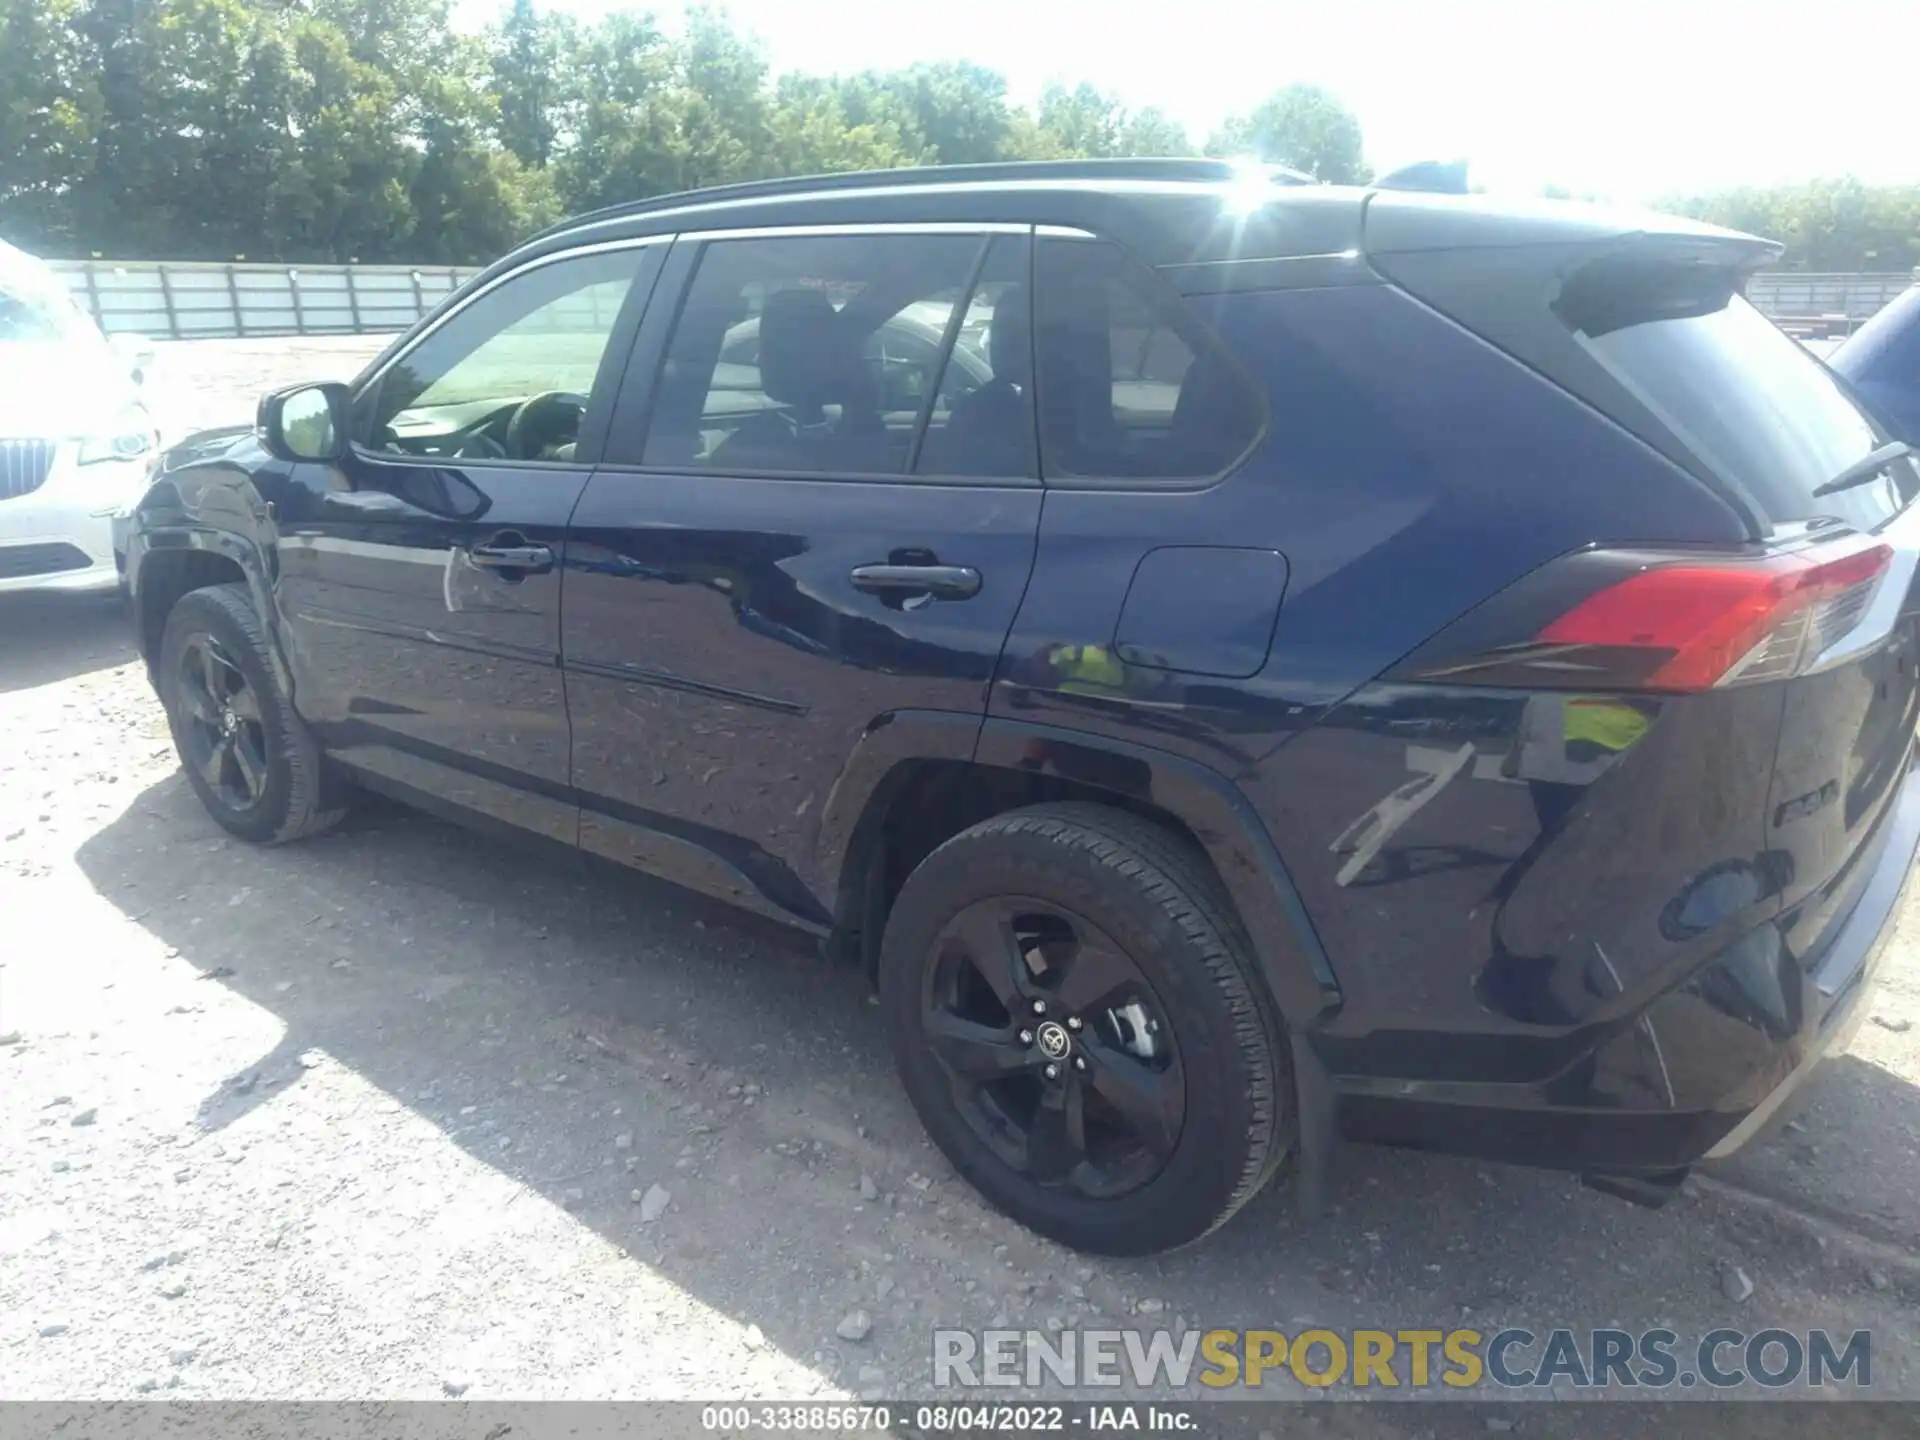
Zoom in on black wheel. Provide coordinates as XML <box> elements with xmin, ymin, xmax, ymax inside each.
<box><xmin>880</xmin><ymin>803</ymin><xmax>1292</xmax><ymax>1255</ymax></box>
<box><xmin>158</xmin><ymin>582</ymin><xmax>347</xmax><ymax>844</ymax></box>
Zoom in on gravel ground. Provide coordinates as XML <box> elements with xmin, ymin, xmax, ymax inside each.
<box><xmin>2</xmin><ymin>339</ymin><xmax>1919</xmax><ymax>1424</ymax></box>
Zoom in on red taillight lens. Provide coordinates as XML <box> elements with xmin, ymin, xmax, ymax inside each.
<box><xmin>1538</xmin><ymin>537</ymin><xmax>1893</xmax><ymax>691</ymax></box>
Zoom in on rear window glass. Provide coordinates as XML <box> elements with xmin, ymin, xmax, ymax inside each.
<box><xmin>1567</xmin><ymin>288</ymin><xmax>1915</xmax><ymax>532</ymax></box>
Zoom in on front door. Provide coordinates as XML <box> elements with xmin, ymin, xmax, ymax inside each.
<box><xmin>562</xmin><ymin>229</ymin><xmax>1042</xmax><ymax>921</ymax></box>
<box><xmin>275</xmin><ymin>241</ymin><xmax>662</xmax><ymax>841</ymax></box>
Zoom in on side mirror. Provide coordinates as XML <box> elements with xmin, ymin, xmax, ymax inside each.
<box><xmin>259</xmin><ymin>382</ymin><xmax>349</xmax><ymax>463</ymax></box>
<box><xmin>108</xmin><ymin>332</ymin><xmax>156</xmax><ymax>385</ymax></box>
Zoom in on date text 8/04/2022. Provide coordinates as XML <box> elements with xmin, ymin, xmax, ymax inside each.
<box><xmin>930</xmin><ymin>1326</ymin><xmax>1875</xmax><ymax>1390</ymax></box>
<box><xmin>696</xmin><ymin>1404</ymin><xmax>1196</xmax><ymax>1432</ymax></box>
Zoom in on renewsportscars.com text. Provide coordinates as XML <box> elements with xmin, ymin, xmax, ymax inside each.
<box><xmin>932</xmin><ymin>1326</ymin><xmax>1872</xmax><ymax>1391</ymax></box>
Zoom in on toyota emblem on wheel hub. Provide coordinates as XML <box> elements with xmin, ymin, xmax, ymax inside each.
<box><xmin>1034</xmin><ymin>1020</ymin><xmax>1072</xmax><ymax>1061</ymax></box>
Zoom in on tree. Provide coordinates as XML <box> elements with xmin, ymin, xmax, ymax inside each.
<box><xmin>492</xmin><ymin>0</ymin><xmax>565</xmax><ymax>167</ymax></box>
<box><xmin>1662</xmin><ymin>179</ymin><xmax>1920</xmax><ymax>272</ymax></box>
<box><xmin>880</xmin><ymin>61</ymin><xmax>1012</xmax><ymax>166</ymax></box>
<box><xmin>0</xmin><ymin>0</ymin><xmax>1403</xmax><ymax>266</ymax></box>
<box><xmin>1208</xmin><ymin>84</ymin><xmax>1369</xmax><ymax>184</ymax></box>
<box><xmin>1011</xmin><ymin>84</ymin><xmax>1193</xmax><ymax>160</ymax></box>
<box><xmin>0</xmin><ymin>0</ymin><xmax>99</xmax><ymax>251</ymax></box>
<box><xmin>549</xmin><ymin>12</ymin><xmax>682</xmax><ymax>212</ymax></box>
<box><xmin>1118</xmin><ymin>107</ymin><xmax>1193</xmax><ymax>158</ymax></box>
<box><xmin>765</xmin><ymin>76</ymin><xmax>922</xmax><ymax>177</ymax></box>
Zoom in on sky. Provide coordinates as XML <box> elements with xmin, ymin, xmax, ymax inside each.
<box><xmin>460</xmin><ymin>0</ymin><xmax>1920</xmax><ymax>202</ymax></box>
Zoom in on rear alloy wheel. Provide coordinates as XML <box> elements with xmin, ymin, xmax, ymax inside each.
<box><xmin>158</xmin><ymin>582</ymin><xmax>347</xmax><ymax>844</ymax></box>
<box><xmin>881</xmin><ymin>803</ymin><xmax>1292</xmax><ymax>1255</ymax></box>
<box><xmin>923</xmin><ymin>897</ymin><xmax>1186</xmax><ymax>1200</ymax></box>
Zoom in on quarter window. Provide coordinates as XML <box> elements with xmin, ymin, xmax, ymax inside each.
<box><xmin>356</xmin><ymin>247</ymin><xmax>644</xmax><ymax>464</ymax></box>
<box><xmin>641</xmin><ymin>233</ymin><xmax>986</xmax><ymax>477</ymax></box>
<box><xmin>1034</xmin><ymin>238</ymin><xmax>1264</xmax><ymax>482</ymax></box>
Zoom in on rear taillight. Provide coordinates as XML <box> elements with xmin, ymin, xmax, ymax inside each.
<box><xmin>1538</xmin><ymin>537</ymin><xmax>1892</xmax><ymax>691</ymax></box>
<box><xmin>1394</xmin><ymin>535</ymin><xmax>1895</xmax><ymax>694</ymax></box>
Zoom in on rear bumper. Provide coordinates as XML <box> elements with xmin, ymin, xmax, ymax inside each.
<box><xmin>0</xmin><ymin>446</ymin><xmax>149</xmax><ymax>594</ymax></box>
<box><xmin>1335</xmin><ymin>755</ymin><xmax>1920</xmax><ymax>1173</ymax></box>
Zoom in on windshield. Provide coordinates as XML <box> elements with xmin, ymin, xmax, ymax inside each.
<box><xmin>1575</xmin><ymin>293</ymin><xmax>1915</xmax><ymax>533</ymax></box>
<box><xmin>0</xmin><ymin>281</ymin><xmax>87</xmax><ymax>343</ymax></box>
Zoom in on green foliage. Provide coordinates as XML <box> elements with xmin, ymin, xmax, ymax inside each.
<box><xmin>1206</xmin><ymin>84</ymin><xmax>1370</xmax><ymax>184</ymax></box>
<box><xmin>1660</xmin><ymin>178</ymin><xmax>1920</xmax><ymax>272</ymax></box>
<box><xmin>0</xmin><ymin>0</ymin><xmax>1393</xmax><ymax>264</ymax></box>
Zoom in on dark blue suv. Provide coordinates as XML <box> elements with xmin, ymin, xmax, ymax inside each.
<box><xmin>123</xmin><ymin>160</ymin><xmax>1920</xmax><ymax>1254</ymax></box>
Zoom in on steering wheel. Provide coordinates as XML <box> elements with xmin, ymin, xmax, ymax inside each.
<box><xmin>504</xmin><ymin>392</ymin><xmax>588</xmax><ymax>460</ymax></box>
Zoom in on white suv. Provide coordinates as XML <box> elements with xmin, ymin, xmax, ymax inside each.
<box><xmin>0</xmin><ymin>241</ymin><xmax>157</xmax><ymax>594</ymax></box>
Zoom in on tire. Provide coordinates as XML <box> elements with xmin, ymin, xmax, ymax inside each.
<box><xmin>157</xmin><ymin>582</ymin><xmax>348</xmax><ymax>844</ymax></box>
<box><xmin>879</xmin><ymin>802</ymin><xmax>1292</xmax><ymax>1255</ymax></box>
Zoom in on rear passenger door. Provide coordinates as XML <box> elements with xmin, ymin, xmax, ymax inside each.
<box><xmin>562</xmin><ymin>227</ymin><xmax>1042</xmax><ymax>921</ymax></box>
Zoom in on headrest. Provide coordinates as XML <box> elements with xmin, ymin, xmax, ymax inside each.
<box><xmin>758</xmin><ymin>288</ymin><xmax>842</xmax><ymax>408</ymax></box>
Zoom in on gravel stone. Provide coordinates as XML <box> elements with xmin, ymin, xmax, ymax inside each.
<box><xmin>1719</xmin><ymin>1262</ymin><xmax>1755</xmax><ymax>1303</ymax></box>
<box><xmin>835</xmin><ymin>1309</ymin><xmax>873</xmax><ymax>1343</ymax></box>
<box><xmin>639</xmin><ymin>1184</ymin><xmax>670</xmax><ymax>1223</ymax></box>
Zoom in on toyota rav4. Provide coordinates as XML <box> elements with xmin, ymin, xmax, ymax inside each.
<box><xmin>123</xmin><ymin>159</ymin><xmax>1920</xmax><ymax>1255</ymax></box>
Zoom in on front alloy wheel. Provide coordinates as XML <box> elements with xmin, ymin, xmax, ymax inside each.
<box><xmin>174</xmin><ymin>635</ymin><xmax>269</xmax><ymax>811</ymax></box>
<box><xmin>158</xmin><ymin>582</ymin><xmax>348</xmax><ymax>845</ymax></box>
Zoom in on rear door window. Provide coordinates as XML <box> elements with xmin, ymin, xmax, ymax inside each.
<box><xmin>641</xmin><ymin>232</ymin><xmax>984</xmax><ymax>477</ymax></box>
<box><xmin>914</xmin><ymin>234</ymin><xmax>1036</xmax><ymax>480</ymax></box>
<box><xmin>1033</xmin><ymin>237</ymin><xmax>1263</xmax><ymax>484</ymax></box>
<box><xmin>1564</xmin><ymin>282</ymin><xmax>1917</xmax><ymax>532</ymax></box>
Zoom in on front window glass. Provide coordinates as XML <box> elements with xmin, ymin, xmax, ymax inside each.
<box><xmin>358</xmin><ymin>248</ymin><xmax>642</xmax><ymax>464</ymax></box>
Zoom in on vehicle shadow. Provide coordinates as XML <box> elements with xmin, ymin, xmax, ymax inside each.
<box><xmin>0</xmin><ymin>592</ymin><xmax>137</xmax><ymax>694</ymax></box>
<box><xmin>70</xmin><ymin>770</ymin><xmax>1920</xmax><ymax>1417</ymax></box>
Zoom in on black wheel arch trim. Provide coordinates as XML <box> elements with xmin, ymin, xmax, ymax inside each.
<box><xmin>131</xmin><ymin>522</ymin><xmax>290</xmax><ymax>696</ymax></box>
<box><xmin>814</xmin><ymin>709</ymin><xmax>1343</xmax><ymax>1029</ymax></box>
<box><xmin>972</xmin><ymin>717</ymin><xmax>1342</xmax><ymax>1027</ymax></box>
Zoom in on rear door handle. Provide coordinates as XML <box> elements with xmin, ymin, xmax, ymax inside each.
<box><xmin>849</xmin><ymin>563</ymin><xmax>981</xmax><ymax>600</ymax></box>
<box><xmin>469</xmin><ymin>540</ymin><xmax>554</xmax><ymax>574</ymax></box>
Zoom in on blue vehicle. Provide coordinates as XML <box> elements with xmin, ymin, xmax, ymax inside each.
<box><xmin>1832</xmin><ymin>282</ymin><xmax>1920</xmax><ymax>443</ymax></box>
<box><xmin>122</xmin><ymin>160</ymin><xmax>1920</xmax><ymax>1254</ymax></box>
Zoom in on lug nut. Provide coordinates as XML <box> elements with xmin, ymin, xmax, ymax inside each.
<box><xmin>1073</xmin><ymin>1056</ymin><xmax>1087</xmax><ymax>1071</ymax></box>
<box><xmin>1018</xmin><ymin>1029</ymin><xmax>1034</xmax><ymax>1045</ymax></box>
<box><xmin>1031</xmin><ymin>999</ymin><xmax>1047</xmax><ymax>1016</ymax></box>
<box><xmin>1043</xmin><ymin>1063</ymin><xmax>1059</xmax><ymax>1080</ymax></box>
<box><xmin>1066</xmin><ymin>1016</ymin><xmax>1082</xmax><ymax>1032</ymax></box>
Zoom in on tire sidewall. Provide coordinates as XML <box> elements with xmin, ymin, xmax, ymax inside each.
<box><xmin>158</xmin><ymin>590</ymin><xmax>298</xmax><ymax>843</ymax></box>
<box><xmin>881</xmin><ymin>822</ymin><xmax>1272</xmax><ymax>1254</ymax></box>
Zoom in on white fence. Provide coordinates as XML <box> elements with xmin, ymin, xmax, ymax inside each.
<box><xmin>38</xmin><ymin>256</ymin><xmax>1920</xmax><ymax>343</ymax></box>
<box><xmin>48</xmin><ymin>259</ymin><xmax>484</xmax><ymax>340</ymax></box>
<box><xmin>1741</xmin><ymin>270</ymin><xmax>1917</xmax><ymax>339</ymax></box>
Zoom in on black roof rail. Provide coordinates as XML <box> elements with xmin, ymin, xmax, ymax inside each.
<box><xmin>527</xmin><ymin>157</ymin><xmax>1320</xmax><ymax>245</ymax></box>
